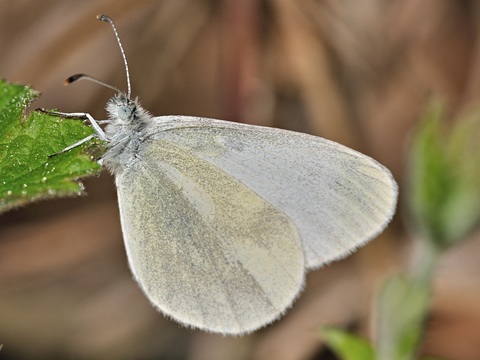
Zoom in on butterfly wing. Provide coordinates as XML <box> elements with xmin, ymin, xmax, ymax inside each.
<box><xmin>115</xmin><ymin>137</ymin><xmax>305</xmax><ymax>335</ymax></box>
<box><xmin>149</xmin><ymin>116</ymin><xmax>398</xmax><ymax>269</ymax></box>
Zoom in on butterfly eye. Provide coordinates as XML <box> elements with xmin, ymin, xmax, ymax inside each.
<box><xmin>118</xmin><ymin>106</ymin><xmax>132</xmax><ymax>120</ymax></box>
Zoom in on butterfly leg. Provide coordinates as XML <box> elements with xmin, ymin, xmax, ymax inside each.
<box><xmin>49</xmin><ymin>134</ymin><xmax>99</xmax><ymax>157</ymax></box>
<box><xmin>37</xmin><ymin>108</ymin><xmax>108</xmax><ymax>156</ymax></box>
<box><xmin>37</xmin><ymin>108</ymin><xmax>108</xmax><ymax>140</ymax></box>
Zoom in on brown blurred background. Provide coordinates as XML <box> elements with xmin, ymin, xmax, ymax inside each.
<box><xmin>1</xmin><ymin>0</ymin><xmax>480</xmax><ymax>359</ymax></box>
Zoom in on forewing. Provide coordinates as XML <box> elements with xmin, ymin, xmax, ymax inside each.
<box><xmin>116</xmin><ymin>139</ymin><xmax>304</xmax><ymax>335</ymax></box>
<box><xmin>151</xmin><ymin>116</ymin><xmax>398</xmax><ymax>269</ymax></box>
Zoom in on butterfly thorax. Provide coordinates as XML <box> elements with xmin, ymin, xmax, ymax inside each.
<box><xmin>102</xmin><ymin>94</ymin><xmax>154</xmax><ymax>175</ymax></box>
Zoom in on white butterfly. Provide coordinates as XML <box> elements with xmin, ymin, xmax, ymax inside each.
<box><xmin>56</xmin><ymin>15</ymin><xmax>397</xmax><ymax>335</ymax></box>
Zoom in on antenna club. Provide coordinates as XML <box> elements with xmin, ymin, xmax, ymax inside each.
<box><xmin>97</xmin><ymin>14</ymin><xmax>113</xmax><ymax>23</ymax></box>
<box><xmin>64</xmin><ymin>73</ymin><xmax>85</xmax><ymax>85</ymax></box>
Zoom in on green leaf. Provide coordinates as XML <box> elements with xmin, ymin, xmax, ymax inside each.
<box><xmin>321</xmin><ymin>327</ymin><xmax>375</xmax><ymax>360</ymax></box>
<box><xmin>0</xmin><ymin>79</ymin><xmax>102</xmax><ymax>212</ymax></box>
<box><xmin>376</xmin><ymin>275</ymin><xmax>431</xmax><ymax>360</ymax></box>
<box><xmin>408</xmin><ymin>98</ymin><xmax>480</xmax><ymax>249</ymax></box>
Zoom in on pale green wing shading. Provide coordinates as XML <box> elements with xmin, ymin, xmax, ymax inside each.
<box><xmin>116</xmin><ymin>140</ymin><xmax>305</xmax><ymax>335</ymax></box>
<box><xmin>150</xmin><ymin>116</ymin><xmax>398</xmax><ymax>269</ymax></box>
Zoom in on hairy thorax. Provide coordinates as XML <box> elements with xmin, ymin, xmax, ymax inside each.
<box><xmin>101</xmin><ymin>94</ymin><xmax>154</xmax><ymax>175</ymax></box>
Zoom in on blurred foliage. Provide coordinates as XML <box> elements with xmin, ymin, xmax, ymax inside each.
<box><xmin>321</xmin><ymin>327</ymin><xmax>374</xmax><ymax>360</ymax></box>
<box><xmin>408</xmin><ymin>99</ymin><xmax>480</xmax><ymax>249</ymax></box>
<box><xmin>323</xmin><ymin>98</ymin><xmax>480</xmax><ymax>360</ymax></box>
<box><xmin>375</xmin><ymin>275</ymin><xmax>431</xmax><ymax>360</ymax></box>
<box><xmin>0</xmin><ymin>80</ymin><xmax>102</xmax><ymax>212</ymax></box>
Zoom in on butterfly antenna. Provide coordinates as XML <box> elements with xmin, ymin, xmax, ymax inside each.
<box><xmin>97</xmin><ymin>14</ymin><xmax>131</xmax><ymax>99</ymax></box>
<box><xmin>64</xmin><ymin>73</ymin><xmax>122</xmax><ymax>93</ymax></box>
